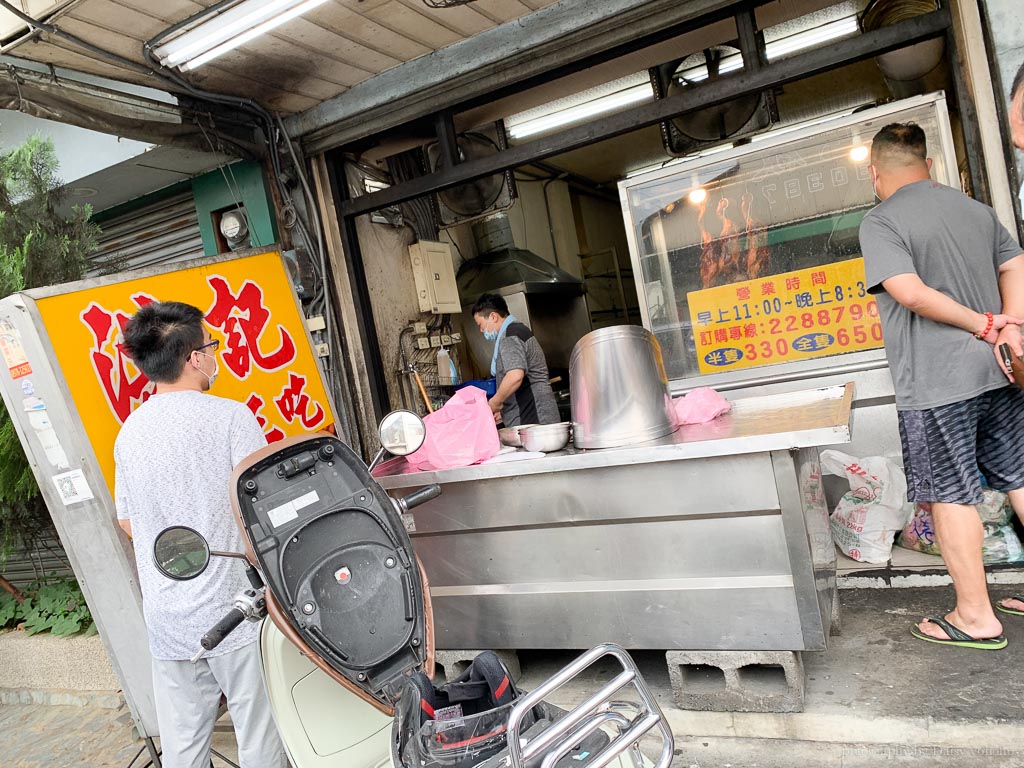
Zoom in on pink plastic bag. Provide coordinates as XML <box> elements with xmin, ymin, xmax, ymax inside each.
<box><xmin>673</xmin><ymin>387</ymin><xmax>732</xmax><ymax>425</ymax></box>
<box><xmin>407</xmin><ymin>386</ymin><xmax>500</xmax><ymax>471</ymax></box>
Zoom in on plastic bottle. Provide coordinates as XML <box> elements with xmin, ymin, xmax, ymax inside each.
<box><xmin>437</xmin><ymin>347</ymin><xmax>458</xmax><ymax>386</ymax></box>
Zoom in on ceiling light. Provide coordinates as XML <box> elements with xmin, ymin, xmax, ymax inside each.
<box><xmin>688</xmin><ymin>188</ymin><xmax>707</xmax><ymax>204</ymax></box>
<box><xmin>850</xmin><ymin>145</ymin><xmax>870</xmax><ymax>163</ymax></box>
<box><xmin>766</xmin><ymin>16</ymin><xmax>859</xmax><ymax>60</ymax></box>
<box><xmin>507</xmin><ymin>81</ymin><xmax>653</xmax><ymax>139</ymax></box>
<box><xmin>675</xmin><ymin>16</ymin><xmax>859</xmax><ymax>84</ymax></box>
<box><xmin>154</xmin><ymin>0</ymin><xmax>330</xmax><ymax>71</ymax></box>
<box><xmin>504</xmin><ymin>15</ymin><xmax>859</xmax><ymax>140</ymax></box>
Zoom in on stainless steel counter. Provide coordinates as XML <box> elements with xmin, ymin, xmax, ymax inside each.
<box><xmin>376</xmin><ymin>384</ymin><xmax>853</xmax><ymax>652</ymax></box>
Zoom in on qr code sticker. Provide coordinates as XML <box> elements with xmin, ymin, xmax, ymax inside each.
<box><xmin>52</xmin><ymin>470</ymin><xmax>94</xmax><ymax>506</ymax></box>
<box><xmin>57</xmin><ymin>475</ymin><xmax>76</xmax><ymax>500</ymax></box>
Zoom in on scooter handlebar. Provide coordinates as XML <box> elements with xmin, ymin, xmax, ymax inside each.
<box><xmin>201</xmin><ymin>607</ymin><xmax>247</xmax><ymax>651</ymax></box>
<box><xmin>399</xmin><ymin>484</ymin><xmax>441</xmax><ymax>512</ymax></box>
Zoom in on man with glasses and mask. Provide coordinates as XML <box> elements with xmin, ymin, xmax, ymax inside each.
<box><xmin>115</xmin><ymin>301</ymin><xmax>286</xmax><ymax>768</ymax></box>
<box><xmin>859</xmin><ymin>123</ymin><xmax>1024</xmax><ymax>651</ymax></box>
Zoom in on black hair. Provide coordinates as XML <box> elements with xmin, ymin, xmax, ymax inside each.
<box><xmin>122</xmin><ymin>302</ymin><xmax>206</xmax><ymax>383</ymax></box>
<box><xmin>1013</xmin><ymin>61</ymin><xmax>1024</xmax><ymax>113</ymax></box>
<box><xmin>870</xmin><ymin>123</ymin><xmax>927</xmax><ymax>165</ymax></box>
<box><xmin>471</xmin><ymin>293</ymin><xmax>509</xmax><ymax>318</ymax></box>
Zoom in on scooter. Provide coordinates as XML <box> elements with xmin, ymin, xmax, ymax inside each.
<box><xmin>153</xmin><ymin>411</ymin><xmax>673</xmax><ymax>768</ymax></box>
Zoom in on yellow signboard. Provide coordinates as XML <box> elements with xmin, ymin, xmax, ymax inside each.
<box><xmin>36</xmin><ymin>250</ymin><xmax>335</xmax><ymax>495</ymax></box>
<box><xmin>687</xmin><ymin>258</ymin><xmax>883</xmax><ymax>374</ymax></box>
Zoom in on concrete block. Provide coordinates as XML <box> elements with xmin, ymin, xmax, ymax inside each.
<box><xmin>830</xmin><ymin>585</ymin><xmax>843</xmax><ymax>636</ymax></box>
<box><xmin>666</xmin><ymin>650</ymin><xmax>804</xmax><ymax>713</ymax></box>
<box><xmin>433</xmin><ymin>649</ymin><xmax>522</xmax><ymax>683</ymax></box>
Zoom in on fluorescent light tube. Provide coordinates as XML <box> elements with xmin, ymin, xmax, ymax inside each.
<box><xmin>504</xmin><ymin>15</ymin><xmax>859</xmax><ymax>140</ymax></box>
<box><xmin>766</xmin><ymin>16</ymin><xmax>859</xmax><ymax>59</ymax></box>
<box><xmin>155</xmin><ymin>0</ymin><xmax>329</xmax><ymax>70</ymax></box>
<box><xmin>508</xmin><ymin>82</ymin><xmax>653</xmax><ymax>139</ymax></box>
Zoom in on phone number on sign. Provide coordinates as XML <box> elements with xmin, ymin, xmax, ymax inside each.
<box><xmin>699</xmin><ymin>299</ymin><xmax>882</xmax><ymax>367</ymax></box>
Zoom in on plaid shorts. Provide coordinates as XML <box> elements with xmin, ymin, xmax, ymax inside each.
<box><xmin>898</xmin><ymin>386</ymin><xmax>1024</xmax><ymax>505</ymax></box>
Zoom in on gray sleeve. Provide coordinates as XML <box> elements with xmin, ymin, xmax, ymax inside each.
<box><xmin>995</xmin><ymin>214</ymin><xmax>1024</xmax><ymax>266</ymax></box>
<box><xmin>859</xmin><ymin>212</ymin><xmax>917</xmax><ymax>291</ymax></box>
<box><xmin>230</xmin><ymin>405</ymin><xmax>268</xmax><ymax>468</ymax></box>
<box><xmin>498</xmin><ymin>336</ymin><xmax>528</xmax><ymax>373</ymax></box>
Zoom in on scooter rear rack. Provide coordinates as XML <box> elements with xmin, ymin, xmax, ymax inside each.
<box><xmin>505</xmin><ymin>644</ymin><xmax>674</xmax><ymax>768</ymax></box>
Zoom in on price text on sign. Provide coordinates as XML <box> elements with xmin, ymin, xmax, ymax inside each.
<box><xmin>687</xmin><ymin>258</ymin><xmax>883</xmax><ymax>374</ymax></box>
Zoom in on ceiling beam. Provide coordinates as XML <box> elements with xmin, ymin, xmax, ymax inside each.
<box><xmin>339</xmin><ymin>7</ymin><xmax>951</xmax><ymax>219</ymax></box>
<box><xmin>289</xmin><ymin>0</ymin><xmax>741</xmax><ymax>152</ymax></box>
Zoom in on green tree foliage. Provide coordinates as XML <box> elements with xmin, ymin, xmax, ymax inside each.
<box><xmin>0</xmin><ymin>135</ymin><xmax>99</xmax><ymax>561</ymax></box>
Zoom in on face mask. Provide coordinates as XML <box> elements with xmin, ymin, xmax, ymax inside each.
<box><xmin>1019</xmin><ymin>181</ymin><xmax>1024</xmax><ymax>211</ymax></box>
<box><xmin>483</xmin><ymin>328</ymin><xmax>498</xmax><ymax>342</ymax></box>
<box><xmin>195</xmin><ymin>352</ymin><xmax>219</xmax><ymax>387</ymax></box>
<box><xmin>871</xmin><ymin>169</ymin><xmax>881</xmax><ymax>203</ymax></box>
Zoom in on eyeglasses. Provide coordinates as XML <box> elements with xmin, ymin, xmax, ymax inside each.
<box><xmin>194</xmin><ymin>340</ymin><xmax>220</xmax><ymax>354</ymax></box>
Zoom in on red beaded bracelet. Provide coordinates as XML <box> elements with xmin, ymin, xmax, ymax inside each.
<box><xmin>974</xmin><ymin>311</ymin><xmax>994</xmax><ymax>339</ymax></box>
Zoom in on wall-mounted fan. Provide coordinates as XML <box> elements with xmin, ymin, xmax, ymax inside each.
<box><xmin>425</xmin><ymin>127</ymin><xmax>516</xmax><ymax>228</ymax></box>
<box><xmin>651</xmin><ymin>44</ymin><xmax>778</xmax><ymax>157</ymax></box>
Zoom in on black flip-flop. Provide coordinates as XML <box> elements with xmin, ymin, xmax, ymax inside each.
<box><xmin>996</xmin><ymin>596</ymin><xmax>1024</xmax><ymax>616</ymax></box>
<box><xmin>910</xmin><ymin>616</ymin><xmax>1007</xmax><ymax>650</ymax></box>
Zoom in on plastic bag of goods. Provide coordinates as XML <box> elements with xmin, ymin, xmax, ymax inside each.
<box><xmin>897</xmin><ymin>489</ymin><xmax>1024</xmax><ymax>565</ymax></box>
<box><xmin>820</xmin><ymin>450</ymin><xmax>913</xmax><ymax>564</ymax></box>
<box><xmin>407</xmin><ymin>386</ymin><xmax>501</xmax><ymax>471</ymax></box>
<box><xmin>673</xmin><ymin>387</ymin><xmax>732</xmax><ymax>425</ymax></box>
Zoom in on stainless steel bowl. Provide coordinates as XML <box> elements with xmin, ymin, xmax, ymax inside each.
<box><xmin>520</xmin><ymin>422</ymin><xmax>571</xmax><ymax>453</ymax></box>
<box><xmin>570</xmin><ymin>326</ymin><xmax>677</xmax><ymax>449</ymax></box>
<box><xmin>498</xmin><ymin>424</ymin><xmax>535</xmax><ymax>448</ymax></box>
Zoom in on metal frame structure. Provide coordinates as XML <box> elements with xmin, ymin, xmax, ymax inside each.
<box><xmin>506</xmin><ymin>644</ymin><xmax>674</xmax><ymax>768</ymax></box>
<box><xmin>336</xmin><ymin>8</ymin><xmax>952</xmax><ymax>219</ymax></box>
<box><xmin>321</xmin><ymin>3</ymin><xmax>955</xmax><ymax>418</ymax></box>
<box><xmin>376</xmin><ymin>384</ymin><xmax>853</xmax><ymax>652</ymax></box>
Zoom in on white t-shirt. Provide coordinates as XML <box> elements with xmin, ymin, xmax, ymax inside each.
<box><xmin>115</xmin><ymin>390</ymin><xmax>267</xmax><ymax>660</ymax></box>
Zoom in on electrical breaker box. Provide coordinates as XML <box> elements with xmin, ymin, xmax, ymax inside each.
<box><xmin>409</xmin><ymin>241</ymin><xmax>460</xmax><ymax>314</ymax></box>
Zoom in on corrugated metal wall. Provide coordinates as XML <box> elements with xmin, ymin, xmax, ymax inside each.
<box><xmin>3</xmin><ymin>532</ymin><xmax>74</xmax><ymax>588</ymax></box>
<box><xmin>89</xmin><ymin>192</ymin><xmax>206</xmax><ymax>275</ymax></box>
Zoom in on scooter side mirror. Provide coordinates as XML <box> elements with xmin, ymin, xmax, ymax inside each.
<box><xmin>378</xmin><ymin>410</ymin><xmax>426</xmax><ymax>456</ymax></box>
<box><xmin>154</xmin><ymin>526</ymin><xmax>211</xmax><ymax>581</ymax></box>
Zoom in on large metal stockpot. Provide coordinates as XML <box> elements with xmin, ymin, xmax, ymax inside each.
<box><xmin>570</xmin><ymin>326</ymin><xmax>677</xmax><ymax>449</ymax></box>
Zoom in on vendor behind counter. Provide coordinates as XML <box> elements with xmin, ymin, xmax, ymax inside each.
<box><xmin>472</xmin><ymin>293</ymin><xmax>559</xmax><ymax>427</ymax></box>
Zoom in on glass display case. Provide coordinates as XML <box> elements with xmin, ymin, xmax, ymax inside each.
<box><xmin>618</xmin><ymin>93</ymin><xmax>958</xmax><ymax>386</ymax></box>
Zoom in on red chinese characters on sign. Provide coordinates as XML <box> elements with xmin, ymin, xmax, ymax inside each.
<box><xmin>205</xmin><ymin>276</ymin><xmax>297</xmax><ymax>380</ymax></box>
<box><xmin>81</xmin><ymin>295</ymin><xmax>157</xmax><ymax>423</ymax></box>
<box><xmin>245</xmin><ymin>394</ymin><xmax>286</xmax><ymax>443</ymax></box>
<box><xmin>274</xmin><ymin>372</ymin><xmax>325</xmax><ymax>430</ymax></box>
<box><xmin>79</xmin><ymin>274</ymin><xmax>327</xmax><ymax>444</ymax></box>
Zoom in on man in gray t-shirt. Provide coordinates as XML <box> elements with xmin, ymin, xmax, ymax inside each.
<box><xmin>116</xmin><ymin>301</ymin><xmax>285</xmax><ymax>768</ymax></box>
<box><xmin>860</xmin><ymin>123</ymin><xmax>1024</xmax><ymax>650</ymax></box>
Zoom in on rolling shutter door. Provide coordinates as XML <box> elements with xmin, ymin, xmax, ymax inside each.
<box><xmin>89</xmin><ymin>192</ymin><xmax>206</xmax><ymax>275</ymax></box>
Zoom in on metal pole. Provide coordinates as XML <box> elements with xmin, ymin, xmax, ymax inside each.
<box><xmin>325</xmin><ymin>155</ymin><xmax>392</xmax><ymax>421</ymax></box>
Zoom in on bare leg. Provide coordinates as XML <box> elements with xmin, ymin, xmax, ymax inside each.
<box><xmin>916</xmin><ymin>502</ymin><xmax>1003</xmax><ymax>640</ymax></box>
<box><xmin>998</xmin><ymin>488</ymin><xmax>1024</xmax><ymax>612</ymax></box>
